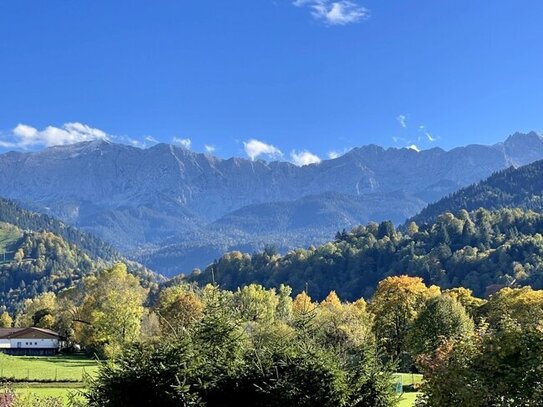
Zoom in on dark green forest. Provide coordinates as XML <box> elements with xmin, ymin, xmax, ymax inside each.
<box><xmin>412</xmin><ymin>159</ymin><xmax>543</xmax><ymax>225</ymax></box>
<box><xmin>192</xmin><ymin>208</ymin><xmax>543</xmax><ymax>300</ymax></box>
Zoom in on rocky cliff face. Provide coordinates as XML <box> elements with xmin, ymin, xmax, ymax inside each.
<box><xmin>0</xmin><ymin>132</ymin><xmax>541</xmax><ymax>275</ymax></box>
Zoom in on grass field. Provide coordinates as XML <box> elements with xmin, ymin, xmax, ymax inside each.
<box><xmin>14</xmin><ymin>383</ymin><xmax>85</xmax><ymax>403</ymax></box>
<box><xmin>399</xmin><ymin>392</ymin><xmax>421</xmax><ymax>406</ymax></box>
<box><xmin>0</xmin><ymin>354</ymin><xmax>97</xmax><ymax>404</ymax></box>
<box><xmin>0</xmin><ymin>223</ymin><xmax>20</xmax><ymax>262</ymax></box>
<box><xmin>394</xmin><ymin>373</ymin><xmax>423</xmax><ymax>406</ymax></box>
<box><xmin>0</xmin><ymin>354</ymin><xmax>99</xmax><ymax>381</ymax></box>
<box><xmin>394</xmin><ymin>372</ymin><xmax>423</xmax><ymax>388</ymax></box>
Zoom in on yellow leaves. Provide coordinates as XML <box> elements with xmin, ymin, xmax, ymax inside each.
<box><xmin>15</xmin><ymin>292</ymin><xmax>58</xmax><ymax>328</ymax></box>
<box><xmin>76</xmin><ymin>263</ymin><xmax>147</xmax><ymax>357</ymax></box>
<box><xmin>157</xmin><ymin>287</ymin><xmax>204</xmax><ymax>334</ymax></box>
<box><xmin>235</xmin><ymin>284</ymin><xmax>279</xmax><ymax>323</ymax></box>
<box><xmin>444</xmin><ymin>287</ymin><xmax>486</xmax><ymax>314</ymax></box>
<box><xmin>0</xmin><ymin>311</ymin><xmax>13</xmax><ymax>328</ymax></box>
<box><xmin>293</xmin><ymin>291</ymin><xmax>315</xmax><ymax>315</ymax></box>
<box><xmin>370</xmin><ymin>275</ymin><xmax>441</xmax><ymax>361</ymax></box>
<box><xmin>407</xmin><ymin>221</ymin><xmax>419</xmax><ymax>236</ymax></box>
<box><xmin>36</xmin><ymin>314</ymin><xmax>55</xmax><ymax>329</ymax></box>
<box><xmin>353</xmin><ymin>298</ymin><xmax>367</xmax><ymax>313</ymax></box>
<box><xmin>486</xmin><ymin>286</ymin><xmax>543</xmax><ymax>328</ymax></box>
<box><xmin>371</xmin><ymin>276</ymin><xmax>440</xmax><ymax>312</ymax></box>
<box><xmin>321</xmin><ymin>291</ymin><xmax>341</xmax><ymax>310</ymax></box>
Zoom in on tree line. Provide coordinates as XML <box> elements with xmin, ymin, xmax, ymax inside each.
<box><xmin>192</xmin><ymin>208</ymin><xmax>543</xmax><ymax>300</ymax></box>
<box><xmin>2</xmin><ymin>263</ymin><xmax>543</xmax><ymax>405</ymax></box>
<box><xmin>411</xmin><ymin>158</ymin><xmax>543</xmax><ymax>225</ymax></box>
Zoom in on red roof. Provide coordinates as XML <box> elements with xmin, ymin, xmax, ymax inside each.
<box><xmin>0</xmin><ymin>327</ymin><xmax>60</xmax><ymax>339</ymax></box>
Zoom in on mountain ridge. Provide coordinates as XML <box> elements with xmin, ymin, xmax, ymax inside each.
<box><xmin>0</xmin><ymin>131</ymin><xmax>541</xmax><ymax>275</ymax></box>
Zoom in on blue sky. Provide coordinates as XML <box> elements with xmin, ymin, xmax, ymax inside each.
<box><xmin>0</xmin><ymin>1</ymin><xmax>542</xmax><ymax>164</ymax></box>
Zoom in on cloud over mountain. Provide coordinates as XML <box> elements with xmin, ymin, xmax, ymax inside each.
<box><xmin>0</xmin><ymin>122</ymin><xmax>109</xmax><ymax>148</ymax></box>
<box><xmin>243</xmin><ymin>139</ymin><xmax>283</xmax><ymax>160</ymax></box>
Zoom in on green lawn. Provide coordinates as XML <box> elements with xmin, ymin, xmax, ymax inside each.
<box><xmin>0</xmin><ymin>223</ymin><xmax>20</xmax><ymax>261</ymax></box>
<box><xmin>14</xmin><ymin>384</ymin><xmax>85</xmax><ymax>403</ymax></box>
<box><xmin>0</xmin><ymin>354</ymin><xmax>99</xmax><ymax>381</ymax></box>
<box><xmin>399</xmin><ymin>392</ymin><xmax>421</xmax><ymax>406</ymax></box>
<box><xmin>394</xmin><ymin>373</ymin><xmax>423</xmax><ymax>407</ymax></box>
<box><xmin>394</xmin><ymin>372</ymin><xmax>423</xmax><ymax>387</ymax></box>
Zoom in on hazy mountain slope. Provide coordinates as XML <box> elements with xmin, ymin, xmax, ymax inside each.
<box><xmin>0</xmin><ymin>132</ymin><xmax>541</xmax><ymax>275</ymax></box>
<box><xmin>212</xmin><ymin>192</ymin><xmax>425</xmax><ymax>233</ymax></box>
<box><xmin>411</xmin><ymin>158</ymin><xmax>543</xmax><ymax>225</ymax></box>
<box><xmin>144</xmin><ymin>192</ymin><xmax>426</xmax><ymax>275</ymax></box>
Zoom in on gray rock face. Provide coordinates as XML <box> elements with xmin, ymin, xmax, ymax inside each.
<box><xmin>0</xmin><ymin>132</ymin><xmax>541</xmax><ymax>275</ymax></box>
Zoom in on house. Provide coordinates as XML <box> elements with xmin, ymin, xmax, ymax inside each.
<box><xmin>0</xmin><ymin>327</ymin><xmax>62</xmax><ymax>356</ymax></box>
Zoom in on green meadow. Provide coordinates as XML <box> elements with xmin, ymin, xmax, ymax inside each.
<box><xmin>0</xmin><ymin>354</ymin><xmax>99</xmax><ymax>381</ymax></box>
<box><xmin>0</xmin><ymin>354</ymin><xmax>99</xmax><ymax>403</ymax></box>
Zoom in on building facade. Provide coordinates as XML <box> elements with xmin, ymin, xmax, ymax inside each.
<box><xmin>0</xmin><ymin>327</ymin><xmax>61</xmax><ymax>356</ymax></box>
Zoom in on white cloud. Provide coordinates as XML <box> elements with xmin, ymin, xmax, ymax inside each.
<box><xmin>204</xmin><ymin>144</ymin><xmax>216</xmax><ymax>154</ymax></box>
<box><xmin>397</xmin><ymin>114</ymin><xmax>407</xmax><ymax>128</ymax></box>
<box><xmin>127</xmin><ymin>138</ymin><xmax>145</xmax><ymax>148</ymax></box>
<box><xmin>0</xmin><ymin>122</ymin><xmax>109</xmax><ymax>149</ymax></box>
<box><xmin>328</xmin><ymin>147</ymin><xmax>350</xmax><ymax>159</ymax></box>
<box><xmin>173</xmin><ymin>137</ymin><xmax>192</xmax><ymax>149</ymax></box>
<box><xmin>291</xmin><ymin>150</ymin><xmax>322</xmax><ymax>166</ymax></box>
<box><xmin>418</xmin><ymin>125</ymin><xmax>437</xmax><ymax>142</ymax></box>
<box><xmin>243</xmin><ymin>139</ymin><xmax>283</xmax><ymax>161</ymax></box>
<box><xmin>426</xmin><ymin>133</ymin><xmax>437</xmax><ymax>142</ymax></box>
<box><xmin>294</xmin><ymin>0</ymin><xmax>369</xmax><ymax>25</ymax></box>
<box><xmin>144</xmin><ymin>135</ymin><xmax>158</xmax><ymax>144</ymax></box>
<box><xmin>406</xmin><ymin>144</ymin><xmax>420</xmax><ymax>152</ymax></box>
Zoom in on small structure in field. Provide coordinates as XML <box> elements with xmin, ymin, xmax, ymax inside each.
<box><xmin>0</xmin><ymin>327</ymin><xmax>62</xmax><ymax>356</ymax></box>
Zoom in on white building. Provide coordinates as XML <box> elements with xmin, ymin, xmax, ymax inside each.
<box><xmin>0</xmin><ymin>327</ymin><xmax>61</xmax><ymax>356</ymax></box>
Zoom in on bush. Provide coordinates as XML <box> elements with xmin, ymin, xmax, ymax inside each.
<box><xmin>0</xmin><ymin>386</ymin><xmax>63</xmax><ymax>407</ymax></box>
<box><xmin>82</xmin><ymin>306</ymin><xmax>397</xmax><ymax>407</ymax></box>
<box><xmin>416</xmin><ymin>323</ymin><xmax>543</xmax><ymax>407</ymax></box>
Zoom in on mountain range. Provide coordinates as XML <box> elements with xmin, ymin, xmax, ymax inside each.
<box><xmin>0</xmin><ymin>131</ymin><xmax>542</xmax><ymax>276</ymax></box>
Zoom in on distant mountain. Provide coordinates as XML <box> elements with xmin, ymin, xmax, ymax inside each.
<box><xmin>411</xmin><ymin>158</ymin><xmax>543</xmax><ymax>226</ymax></box>
<box><xmin>213</xmin><ymin>191</ymin><xmax>424</xmax><ymax>233</ymax></box>
<box><xmin>0</xmin><ymin>131</ymin><xmax>541</xmax><ymax>276</ymax></box>
<box><xmin>142</xmin><ymin>192</ymin><xmax>426</xmax><ymax>275</ymax></box>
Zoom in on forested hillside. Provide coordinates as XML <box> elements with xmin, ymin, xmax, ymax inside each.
<box><xmin>412</xmin><ymin>159</ymin><xmax>543</xmax><ymax>225</ymax></box>
<box><xmin>0</xmin><ymin>223</ymin><xmax>161</xmax><ymax>311</ymax></box>
<box><xmin>0</xmin><ymin>223</ymin><xmax>102</xmax><ymax>310</ymax></box>
<box><xmin>0</xmin><ymin>198</ymin><xmax>162</xmax><ymax>311</ymax></box>
<box><xmin>0</xmin><ymin>197</ymin><xmax>116</xmax><ymax>260</ymax></box>
<box><xmin>192</xmin><ymin>208</ymin><xmax>543</xmax><ymax>299</ymax></box>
